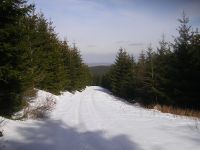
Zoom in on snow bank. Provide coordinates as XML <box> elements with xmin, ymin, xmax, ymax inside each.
<box><xmin>12</xmin><ymin>90</ymin><xmax>58</xmax><ymax>120</ymax></box>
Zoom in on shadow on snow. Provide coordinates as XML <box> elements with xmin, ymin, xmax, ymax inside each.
<box><xmin>3</xmin><ymin>120</ymin><xmax>143</xmax><ymax>150</ymax></box>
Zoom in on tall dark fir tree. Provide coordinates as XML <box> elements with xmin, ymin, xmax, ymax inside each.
<box><xmin>171</xmin><ymin>12</ymin><xmax>200</xmax><ymax>108</ymax></box>
<box><xmin>0</xmin><ymin>0</ymin><xmax>33</xmax><ymax>115</ymax></box>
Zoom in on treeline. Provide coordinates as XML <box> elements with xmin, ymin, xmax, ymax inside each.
<box><xmin>89</xmin><ymin>66</ymin><xmax>111</xmax><ymax>86</ymax></box>
<box><xmin>0</xmin><ymin>0</ymin><xmax>91</xmax><ymax>116</ymax></box>
<box><xmin>101</xmin><ymin>13</ymin><xmax>200</xmax><ymax>110</ymax></box>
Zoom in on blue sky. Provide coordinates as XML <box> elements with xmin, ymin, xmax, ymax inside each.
<box><xmin>32</xmin><ymin>0</ymin><xmax>200</xmax><ymax>64</ymax></box>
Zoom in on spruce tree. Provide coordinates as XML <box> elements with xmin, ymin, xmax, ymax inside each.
<box><xmin>172</xmin><ymin>12</ymin><xmax>194</xmax><ymax>107</ymax></box>
<box><xmin>154</xmin><ymin>35</ymin><xmax>172</xmax><ymax>104</ymax></box>
<box><xmin>188</xmin><ymin>30</ymin><xmax>200</xmax><ymax>107</ymax></box>
<box><xmin>110</xmin><ymin>48</ymin><xmax>136</xmax><ymax>100</ymax></box>
<box><xmin>0</xmin><ymin>0</ymin><xmax>33</xmax><ymax>115</ymax></box>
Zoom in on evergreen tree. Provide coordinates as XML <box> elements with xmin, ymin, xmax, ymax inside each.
<box><xmin>101</xmin><ymin>13</ymin><xmax>200</xmax><ymax>110</ymax></box>
<box><xmin>136</xmin><ymin>46</ymin><xmax>157</xmax><ymax>104</ymax></box>
<box><xmin>154</xmin><ymin>35</ymin><xmax>172</xmax><ymax>104</ymax></box>
<box><xmin>135</xmin><ymin>50</ymin><xmax>149</xmax><ymax>103</ymax></box>
<box><xmin>0</xmin><ymin>2</ymin><xmax>91</xmax><ymax>116</ymax></box>
<box><xmin>188</xmin><ymin>30</ymin><xmax>200</xmax><ymax>107</ymax></box>
<box><xmin>101</xmin><ymin>71</ymin><xmax>113</xmax><ymax>90</ymax></box>
<box><xmin>109</xmin><ymin>48</ymin><xmax>136</xmax><ymax>100</ymax></box>
<box><xmin>59</xmin><ymin>40</ymin><xmax>71</xmax><ymax>91</ymax></box>
<box><xmin>0</xmin><ymin>0</ymin><xmax>33</xmax><ymax>115</ymax></box>
<box><xmin>68</xmin><ymin>44</ymin><xmax>83</xmax><ymax>91</ymax></box>
<box><xmin>171</xmin><ymin>12</ymin><xmax>195</xmax><ymax>107</ymax></box>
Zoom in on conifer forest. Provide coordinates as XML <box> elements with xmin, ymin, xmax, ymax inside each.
<box><xmin>0</xmin><ymin>0</ymin><xmax>200</xmax><ymax>116</ymax></box>
<box><xmin>1</xmin><ymin>1</ymin><xmax>200</xmax><ymax>150</ymax></box>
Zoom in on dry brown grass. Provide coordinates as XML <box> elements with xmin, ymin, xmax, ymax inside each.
<box><xmin>152</xmin><ymin>104</ymin><xmax>200</xmax><ymax>119</ymax></box>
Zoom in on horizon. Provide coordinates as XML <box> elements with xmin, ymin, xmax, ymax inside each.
<box><xmin>32</xmin><ymin>0</ymin><xmax>200</xmax><ymax>64</ymax></box>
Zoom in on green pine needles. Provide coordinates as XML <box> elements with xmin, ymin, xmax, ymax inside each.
<box><xmin>101</xmin><ymin>13</ymin><xmax>200</xmax><ymax>110</ymax></box>
<box><xmin>0</xmin><ymin>0</ymin><xmax>91</xmax><ymax>116</ymax></box>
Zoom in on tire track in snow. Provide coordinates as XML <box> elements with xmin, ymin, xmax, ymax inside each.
<box><xmin>51</xmin><ymin>93</ymin><xmax>74</xmax><ymax>120</ymax></box>
<box><xmin>87</xmin><ymin>91</ymin><xmax>104</xmax><ymax>131</ymax></box>
<box><xmin>77</xmin><ymin>89</ymin><xmax>103</xmax><ymax>131</ymax></box>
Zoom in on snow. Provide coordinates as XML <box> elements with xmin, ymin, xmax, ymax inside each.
<box><xmin>0</xmin><ymin>86</ymin><xmax>200</xmax><ymax>150</ymax></box>
<box><xmin>12</xmin><ymin>89</ymin><xmax>58</xmax><ymax>120</ymax></box>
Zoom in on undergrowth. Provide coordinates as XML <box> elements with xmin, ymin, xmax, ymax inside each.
<box><xmin>146</xmin><ymin>104</ymin><xmax>200</xmax><ymax>119</ymax></box>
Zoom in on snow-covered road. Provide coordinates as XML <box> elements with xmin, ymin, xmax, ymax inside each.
<box><xmin>1</xmin><ymin>86</ymin><xmax>200</xmax><ymax>150</ymax></box>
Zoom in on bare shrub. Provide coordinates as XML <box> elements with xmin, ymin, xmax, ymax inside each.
<box><xmin>23</xmin><ymin>96</ymin><xmax>56</xmax><ymax>119</ymax></box>
<box><xmin>0</xmin><ymin>118</ymin><xmax>5</xmax><ymax>137</ymax></box>
<box><xmin>153</xmin><ymin>105</ymin><xmax>161</xmax><ymax>110</ymax></box>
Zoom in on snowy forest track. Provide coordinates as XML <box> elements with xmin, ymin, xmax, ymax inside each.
<box><xmin>1</xmin><ymin>86</ymin><xmax>200</xmax><ymax>150</ymax></box>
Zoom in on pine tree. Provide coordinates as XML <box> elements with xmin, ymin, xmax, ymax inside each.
<box><xmin>144</xmin><ymin>46</ymin><xmax>156</xmax><ymax>103</ymax></box>
<box><xmin>154</xmin><ymin>35</ymin><xmax>172</xmax><ymax>104</ymax></box>
<box><xmin>188</xmin><ymin>30</ymin><xmax>200</xmax><ymax>107</ymax></box>
<box><xmin>59</xmin><ymin>40</ymin><xmax>71</xmax><ymax>91</ymax></box>
<box><xmin>0</xmin><ymin>0</ymin><xmax>33</xmax><ymax>115</ymax></box>
<box><xmin>135</xmin><ymin>51</ymin><xmax>147</xmax><ymax>102</ymax></box>
<box><xmin>109</xmin><ymin>48</ymin><xmax>136</xmax><ymax>100</ymax></box>
<box><xmin>171</xmin><ymin>12</ymin><xmax>194</xmax><ymax>106</ymax></box>
<box><xmin>0</xmin><ymin>1</ymin><xmax>92</xmax><ymax>116</ymax></box>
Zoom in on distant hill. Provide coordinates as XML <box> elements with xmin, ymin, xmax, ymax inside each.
<box><xmin>88</xmin><ymin>63</ymin><xmax>112</xmax><ymax>67</ymax></box>
<box><xmin>89</xmin><ymin>65</ymin><xmax>111</xmax><ymax>76</ymax></box>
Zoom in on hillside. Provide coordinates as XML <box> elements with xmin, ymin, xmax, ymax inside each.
<box><xmin>89</xmin><ymin>66</ymin><xmax>111</xmax><ymax>76</ymax></box>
